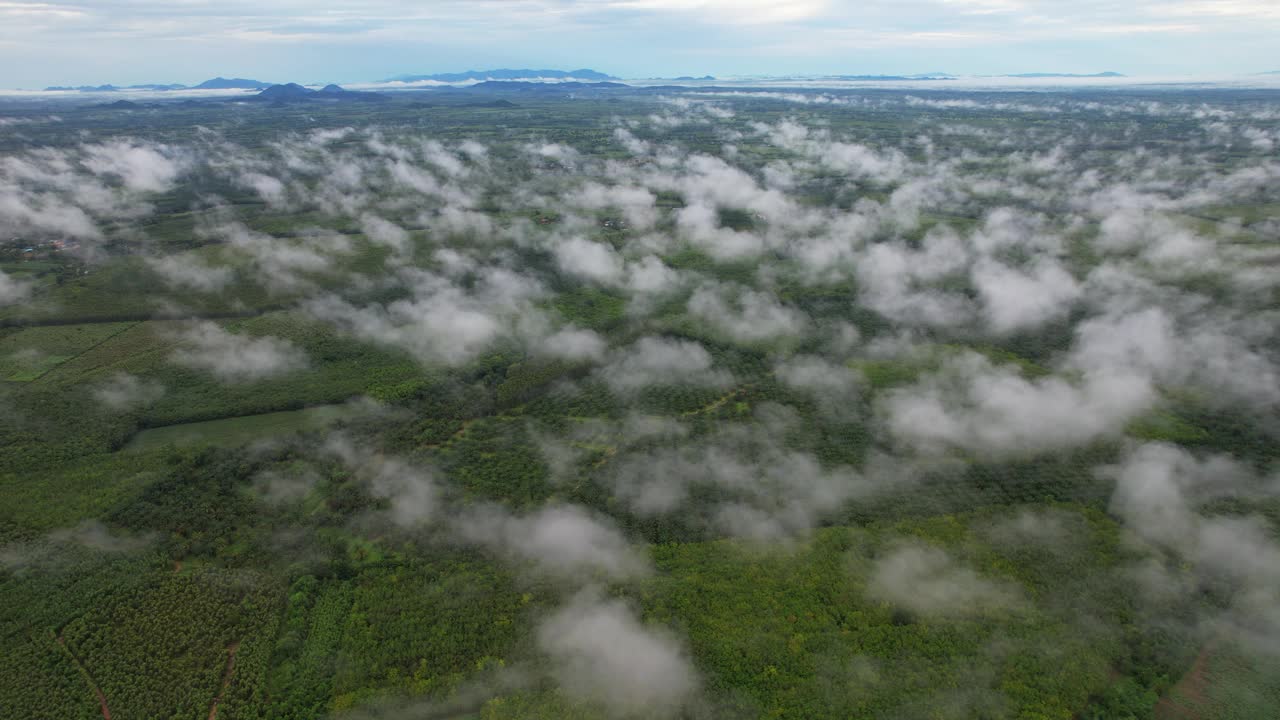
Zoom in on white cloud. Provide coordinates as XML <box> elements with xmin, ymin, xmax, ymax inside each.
<box><xmin>306</xmin><ymin>268</ymin><xmax>543</xmax><ymax>366</ymax></box>
<box><xmin>687</xmin><ymin>283</ymin><xmax>809</xmax><ymax>344</ymax></box>
<box><xmin>0</xmin><ymin>269</ymin><xmax>32</xmax><ymax>305</ymax></box>
<box><xmin>867</xmin><ymin>542</ymin><xmax>1023</xmax><ymax>618</ymax></box>
<box><xmin>972</xmin><ymin>257</ymin><xmax>1081</xmax><ymax>334</ymax></box>
<box><xmin>600</xmin><ymin>336</ymin><xmax>730</xmax><ymax>392</ymax></box>
<box><xmin>454</xmin><ymin>504</ymin><xmax>650</xmax><ymax>580</ymax></box>
<box><xmin>554</xmin><ymin>235</ymin><xmax>625</xmax><ymax>285</ymax></box>
<box><xmin>883</xmin><ymin>352</ymin><xmax>1153</xmax><ymax>455</ymax></box>
<box><xmin>147</xmin><ymin>254</ymin><xmax>234</xmax><ymax>293</ymax></box>
<box><xmin>538</xmin><ymin>590</ymin><xmax>699</xmax><ymax>717</ymax></box>
<box><xmin>81</xmin><ymin>140</ymin><xmax>185</xmax><ymax>193</ymax></box>
<box><xmin>93</xmin><ymin>372</ymin><xmax>165</xmax><ymax>410</ymax></box>
<box><xmin>170</xmin><ymin>321</ymin><xmax>307</xmax><ymax>382</ymax></box>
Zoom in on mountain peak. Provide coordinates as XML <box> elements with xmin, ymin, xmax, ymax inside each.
<box><xmin>194</xmin><ymin>77</ymin><xmax>272</xmax><ymax>90</ymax></box>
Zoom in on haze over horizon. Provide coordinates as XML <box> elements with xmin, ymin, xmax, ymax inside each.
<box><xmin>2</xmin><ymin>0</ymin><xmax>1278</xmax><ymax>88</ymax></box>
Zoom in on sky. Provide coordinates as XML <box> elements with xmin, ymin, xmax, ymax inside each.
<box><xmin>1</xmin><ymin>0</ymin><xmax>1278</xmax><ymax>87</ymax></box>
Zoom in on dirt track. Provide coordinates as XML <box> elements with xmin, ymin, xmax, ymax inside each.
<box><xmin>1155</xmin><ymin>644</ymin><xmax>1213</xmax><ymax>720</ymax></box>
<box><xmin>56</xmin><ymin>634</ymin><xmax>111</xmax><ymax>720</ymax></box>
<box><xmin>207</xmin><ymin>641</ymin><xmax>241</xmax><ymax>720</ymax></box>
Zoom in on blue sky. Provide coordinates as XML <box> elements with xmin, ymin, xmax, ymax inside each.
<box><xmin>2</xmin><ymin>0</ymin><xmax>1278</xmax><ymax>87</ymax></box>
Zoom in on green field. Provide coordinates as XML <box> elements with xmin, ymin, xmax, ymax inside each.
<box><xmin>124</xmin><ymin>403</ymin><xmax>373</xmax><ymax>451</ymax></box>
<box><xmin>0</xmin><ymin>322</ymin><xmax>136</xmax><ymax>381</ymax></box>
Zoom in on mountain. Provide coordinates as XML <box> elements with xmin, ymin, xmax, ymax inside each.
<box><xmin>671</xmin><ymin>76</ymin><xmax>716</xmax><ymax>82</ymax></box>
<box><xmin>94</xmin><ymin>100</ymin><xmax>143</xmax><ymax>109</ymax></box>
<box><xmin>44</xmin><ymin>77</ymin><xmax>271</xmax><ymax>92</ymax></box>
<box><xmin>462</xmin><ymin>80</ymin><xmax>628</xmax><ymax>92</ymax></box>
<box><xmin>389</xmin><ymin>68</ymin><xmax>616</xmax><ymax>83</ymax></box>
<box><xmin>1005</xmin><ymin>72</ymin><xmax>1125</xmax><ymax>78</ymax></box>
<box><xmin>248</xmin><ymin>83</ymin><xmax>389</xmax><ymax>103</ymax></box>
<box><xmin>822</xmin><ymin>74</ymin><xmax>950</xmax><ymax>81</ymax></box>
<box><xmin>44</xmin><ymin>84</ymin><xmax>120</xmax><ymax>92</ymax></box>
<box><xmin>194</xmin><ymin>77</ymin><xmax>272</xmax><ymax>90</ymax></box>
<box><xmin>250</xmin><ymin>83</ymin><xmax>315</xmax><ymax>101</ymax></box>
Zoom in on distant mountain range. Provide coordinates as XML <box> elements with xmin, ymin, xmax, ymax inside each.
<box><xmin>45</xmin><ymin>84</ymin><xmax>131</xmax><ymax>92</ymax></box>
<box><xmin>44</xmin><ymin>70</ymin><xmax>621</xmax><ymax>93</ymax></box>
<box><xmin>387</xmin><ymin>68</ymin><xmax>617</xmax><ymax>83</ymax></box>
<box><xmin>45</xmin><ymin>77</ymin><xmax>271</xmax><ymax>92</ymax></box>
<box><xmin>820</xmin><ymin>74</ymin><xmax>953</xmax><ymax>81</ymax></box>
<box><xmin>463</xmin><ymin>80</ymin><xmax>627</xmax><ymax>91</ymax></box>
<box><xmin>39</xmin><ymin>67</ymin><xmax>1152</xmax><ymax>97</ymax></box>
<box><xmin>1003</xmin><ymin>72</ymin><xmax>1125</xmax><ymax>78</ymax></box>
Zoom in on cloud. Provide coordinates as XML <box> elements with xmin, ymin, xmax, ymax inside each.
<box><xmin>93</xmin><ymin>372</ymin><xmax>165</xmax><ymax>411</ymax></box>
<box><xmin>972</xmin><ymin>257</ymin><xmax>1081</xmax><ymax>334</ymax></box>
<box><xmin>146</xmin><ymin>254</ymin><xmax>234</xmax><ymax>293</ymax></box>
<box><xmin>326</xmin><ymin>434</ymin><xmax>439</xmax><ymax>527</ymax></box>
<box><xmin>0</xmin><ymin>189</ymin><xmax>101</xmax><ymax>239</ymax></box>
<box><xmin>854</xmin><ymin>230</ymin><xmax>975</xmax><ymax>329</ymax></box>
<box><xmin>624</xmin><ymin>255</ymin><xmax>680</xmax><ymax>296</ymax></box>
<box><xmin>1096</xmin><ymin>210</ymin><xmax>1215</xmax><ymax>269</ymax></box>
<box><xmin>0</xmin><ymin>269</ymin><xmax>32</xmax><ymax>305</ymax></box>
<box><xmin>359</xmin><ymin>213</ymin><xmax>411</xmax><ymax>254</ymax></box>
<box><xmin>306</xmin><ymin>267</ymin><xmax>544</xmax><ymax>366</ymax></box>
<box><xmin>253</xmin><ymin>466</ymin><xmax>321</xmax><ymax>505</ymax></box>
<box><xmin>534</xmin><ymin>326</ymin><xmax>608</xmax><ymax>362</ymax></box>
<box><xmin>599</xmin><ymin>336</ymin><xmax>731</xmax><ymax>392</ymax></box>
<box><xmin>0</xmin><ymin>141</ymin><xmax>185</xmax><ymax>242</ymax></box>
<box><xmin>607</xmin><ymin>405</ymin><xmax>874</xmax><ymax>538</ymax></box>
<box><xmin>81</xmin><ymin>140</ymin><xmax>185</xmax><ymax>193</ymax></box>
<box><xmin>47</xmin><ymin>520</ymin><xmax>152</xmax><ymax>554</ymax></box>
<box><xmin>1068</xmin><ymin>306</ymin><xmax>1280</xmax><ymax>409</ymax></box>
<box><xmin>687</xmin><ymin>283</ymin><xmax>809</xmax><ymax>344</ymax></box>
<box><xmin>1106</xmin><ymin>443</ymin><xmax>1280</xmax><ymax>653</ymax></box>
<box><xmin>206</xmin><ymin>222</ymin><xmax>339</xmax><ymax>292</ymax></box>
<box><xmin>774</xmin><ymin>354</ymin><xmax>862</xmax><ymax>416</ymax></box>
<box><xmin>454</xmin><ymin>504</ymin><xmax>650</xmax><ymax>580</ymax></box>
<box><xmin>1106</xmin><ymin>443</ymin><xmax>1255</xmax><ymax>551</ymax></box>
<box><xmin>3</xmin><ymin>521</ymin><xmax>152</xmax><ymax>571</ymax></box>
<box><xmin>554</xmin><ymin>235</ymin><xmax>625</xmax><ymax>285</ymax></box>
<box><xmin>867</xmin><ymin>542</ymin><xmax>1023</xmax><ymax>618</ymax></box>
<box><xmin>538</xmin><ymin>590</ymin><xmax>699</xmax><ymax>717</ymax></box>
<box><xmin>882</xmin><ymin>352</ymin><xmax>1153</xmax><ymax>455</ymax></box>
<box><xmin>533</xmin><ymin>412</ymin><xmax>690</xmax><ymax>484</ymax></box>
<box><xmin>571</xmin><ymin>180</ymin><xmax>659</xmax><ymax>230</ymax></box>
<box><xmin>758</xmin><ymin>119</ymin><xmax>908</xmax><ymax>182</ymax></box>
<box><xmin>170</xmin><ymin>321</ymin><xmax>308</xmax><ymax>382</ymax></box>
<box><xmin>237</xmin><ymin>171</ymin><xmax>288</xmax><ymax>206</ymax></box>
